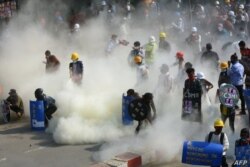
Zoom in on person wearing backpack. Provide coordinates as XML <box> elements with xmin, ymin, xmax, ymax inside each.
<box><xmin>69</xmin><ymin>52</ymin><xmax>84</xmax><ymax>84</ymax></box>
<box><xmin>217</xmin><ymin>62</ymin><xmax>235</xmax><ymax>133</ymax></box>
<box><xmin>205</xmin><ymin>119</ymin><xmax>229</xmax><ymax>167</ymax></box>
<box><xmin>129</xmin><ymin>92</ymin><xmax>156</xmax><ymax>134</ymax></box>
<box><xmin>34</xmin><ymin>88</ymin><xmax>57</xmax><ymax>127</ymax></box>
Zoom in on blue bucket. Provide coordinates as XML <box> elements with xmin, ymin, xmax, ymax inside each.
<box><xmin>30</xmin><ymin>100</ymin><xmax>45</xmax><ymax>131</ymax></box>
<box><xmin>122</xmin><ymin>94</ymin><xmax>134</xmax><ymax>125</ymax></box>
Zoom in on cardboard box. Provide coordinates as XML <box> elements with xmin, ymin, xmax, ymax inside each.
<box><xmin>113</xmin><ymin>152</ymin><xmax>142</xmax><ymax>167</ymax></box>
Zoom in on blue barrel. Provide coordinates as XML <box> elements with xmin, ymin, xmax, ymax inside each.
<box><xmin>244</xmin><ymin>89</ymin><xmax>250</xmax><ymax>112</ymax></box>
<box><xmin>182</xmin><ymin>141</ymin><xmax>223</xmax><ymax>166</ymax></box>
<box><xmin>122</xmin><ymin>94</ymin><xmax>134</xmax><ymax>125</ymax></box>
<box><xmin>30</xmin><ymin>100</ymin><xmax>45</xmax><ymax>131</ymax></box>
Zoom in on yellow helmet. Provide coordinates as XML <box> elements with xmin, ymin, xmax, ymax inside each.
<box><xmin>225</xmin><ymin>0</ymin><xmax>230</xmax><ymax>3</ymax></box>
<box><xmin>220</xmin><ymin>62</ymin><xmax>228</xmax><ymax>69</ymax></box>
<box><xmin>159</xmin><ymin>32</ymin><xmax>167</xmax><ymax>38</ymax></box>
<box><xmin>71</xmin><ymin>52</ymin><xmax>79</xmax><ymax>61</ymax></box>
<box><xmin>134</xmin><ymin>56</ymin><xmax>142</xmax><ymax>63</ymax></box>
<box><xmin>214</xmin><ymin>119</ymin><xmax>224</xmax><ymax>127</ymax></box>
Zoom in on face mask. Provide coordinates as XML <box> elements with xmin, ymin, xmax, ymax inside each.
<box><xmin>188</xmin><ymin>74</ymin><xmax>195</xmax><ymax>80</ymax></box>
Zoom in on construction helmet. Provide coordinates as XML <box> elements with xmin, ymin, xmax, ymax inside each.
<box><xmin>196</xmin><ymin>72</ymin><xmax>205</xmax><ymax>79</ymax></box>
<box><xmin>74</xmin><ymin>23</ymin><xmax>80</xmax><ymax>30</ymax></box>
<box><xmin>134</xmin><ymin>56</ymin><xmax>142</xmax><ymax>63</ymax></box>
<box><xmin>159</xmin><ymin>32</ymin><xmax>167</xmax><ymax>38</ymax></box>
<box><xmin>176</xmin><ymin>51</ymin><xmax>184</xmax><ymax>59</ymax></box>
<box><xmin>191</xmin><ymin>27</ymin><xmax>197</xmax><ymax>32</ymax></box>
<box><xmin>214</xmin><ymin>119</ymin><xmax>224</xmax><ymax>127</ymax></box>
<box><xmin>149</xmin><ymin>36</ymin><xmax>156</xmax><ymax>43</ymax></box>
<box><xmin>239</xmin><ymin>4</ymin><xmax>244</xmax><ymax>9</ymax></box>
<box><xmin>228</xmin><ymin>11</ymin><xmax>235</xmax><ymax>17</ymax></box>
<box><xmin>225</xmin><ymin>0</ymin><xmax>230</xmax><ymax>3</ymax></box>
<box><xmin>220</xmin><ymin>62</ymin><xmax>228</xmax><ymax>69</ymax></box>
<box><xmin>71</xmin><ymin>52</ymin><xmax>79</xmax><ymax>61</ymax></box>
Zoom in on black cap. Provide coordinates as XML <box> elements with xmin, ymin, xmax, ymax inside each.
<box><xmin>45</xmin><ymin>50</ymin><xmax>51</xmax><ymax>56</ymax></box>
<box><xmin>186</xmin><ymin>67</ymin><xmax>195</xmax><ymax>74</ymax></box>
<box><xmin>206</xmin><ymin>43</ymin><xmax>212</xmax><ymax>50</ymax></box>
<box><xmin>127</xmin><ymin>89</ymin><xmax>135</xmax><ymax>96</ymax></box>
<box><xmin>240</xmin><ymin>128</ymin><xmax>250</xmax><ymax>138</ymax></box>
<box><xmin>143</xmin><ymin>92</ymin><xmax>153</xmax><ymax>101</ymax></box>
<box><xmin>9</xmin><ymin>89</ymin><xmax>17</xmax><ymax>95</ymax></box>
<box><xmin>239</xmin><ymin>40</ymin><xmax>246</xmax><ymax>47</ymax></box>
<box><xmin>134</xmin><ymin>41</ymin><xmax>140</xmax><ymax>47</ymax></box>
<box><xmin>184</xmin><ymin>62</ymin><xmax>193</xmax><ymax>69</ymax></box>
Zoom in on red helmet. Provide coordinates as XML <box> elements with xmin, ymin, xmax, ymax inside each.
<box><xmin>176</xmin><ymin>51</ymin><xmax>184</xmax><ymax>59</ymax></box>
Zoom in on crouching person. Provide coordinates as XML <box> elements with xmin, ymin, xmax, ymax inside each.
<box><xmin>6</xmin><ymin>89</ymin><xmax>24</xmax><ymax>119</ymax></box>
<box><xmin>34</xmin><ymin>88</ymin><xmax>57</xmax><ymax>127</ymax></box>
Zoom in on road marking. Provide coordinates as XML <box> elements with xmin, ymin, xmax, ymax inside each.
<box><xmin>0</xmin><ymin>158</ymin><xmax>7</xmax><ymax>162</ymax></box>
<box><xmin>24</xmin><ymin>147</ymin><xmax>45</xmax><ymax>153</ymax></box>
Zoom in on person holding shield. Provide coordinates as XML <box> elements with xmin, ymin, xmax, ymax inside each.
<box><xmin>218</xmin><ymin>62</ymin><xmax>236</xmax><ymax>132</ymax></box>
<box><xmin>128</xmin><ymin>92</ymin><xmax>156</xmax><ymax>134</ymax></box>
<box><xmin>205</xmin><ymin>119</ymin><xmax>229</xmax><ymax>167</ymax></box>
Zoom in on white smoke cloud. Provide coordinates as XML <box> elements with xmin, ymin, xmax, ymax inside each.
<box><xmin>0</xmin><ymin>1</ymin><xmax>248</xmax><ymax>166</ymax></box>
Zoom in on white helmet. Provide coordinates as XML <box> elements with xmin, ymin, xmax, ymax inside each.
<box><xmin>191</xmin><ymin>27</ymin><xmax>197</xmax><ymax>32</ymax></box>
<box><xmin>149</xmin><ymin>36</ymin><xmax>156</xmax><ymax>43</ymax></box>
<box><xmin>196</xmin><ymin>72</ymin><xmax>205</xmax><ymax>79</ymax></box>
<box><xmin>228</xmin><ymin>11</ymin><xmax>235</xmax><ymax>16</ymax></box>
<box><xmin>239</xmin><ymin>4</ymin><xmax>244</xmax><ymax>9</ymax></box>
<box><xmin>215</xmin><ymin>1</ymin><xmax>220</xmax><ymax>5</ymax></box>
<box><xmin>241</xmin><ymin>15</ymin><xmax>246</xmax><ymax>21</ymax></box>
<box><xmin>74</xmin><ymin>23</ymin><xmax>80</xmax><ymax>30</ymax></box>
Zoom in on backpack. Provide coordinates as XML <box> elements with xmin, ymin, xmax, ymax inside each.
<box><xmin>69</xmin><ymin>61</ymin><xmax>83</xmax><ymax>74</ymax></box>
<box><xmin>128</xmin><ymin>98</ymin><xmax>149</xmax><ymax>121</ymax></box>
<box><xmin>218</xmin><ymin>71</ymin><xmax>230</xmax><ymax>86</ymax></box>
<box><xmin>44</xmin><ymin>96</ymin><xmax>56</xmax><ymax>109</ymax></box>
<box><xmin>208</xmin><ymin>132</ymin><xmax>224</xmax><ymax>144</ymax></box>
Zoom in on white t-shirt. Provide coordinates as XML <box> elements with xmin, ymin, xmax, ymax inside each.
<box><xmin>205</xmin><ymin>132</ymin><xmax>229</xmax><ymax>155</ymax></box>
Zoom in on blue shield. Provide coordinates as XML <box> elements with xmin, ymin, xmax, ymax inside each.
<box><xmin>30</xmin><ymin>100</ymin><xmax>45</xmax><ymax>131</ymax></box>
<box><xmin>122</xmin><ymin>94</ymin><xmax>134</xmax><ymax>125</ymax></box>
<box><xmin>182</xmin><ymin>141</ymin><xmax>223</xmax><ymax>166</ymax></box>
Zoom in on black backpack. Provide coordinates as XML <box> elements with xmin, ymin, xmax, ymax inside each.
<box><xmin>208</xmin><ymin>132</ymin><xmax>224</xmax><ymax>144</ymax></box>
<box><xmin>69</xmin><ymin>61</ymin><xmax>83</xmax><ymax>74</ymax></box>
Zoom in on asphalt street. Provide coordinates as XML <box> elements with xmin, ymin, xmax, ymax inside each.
<box><xmin>0</xmin><ymin>117</ymin><xmax>99</xmax><ymax>167</ymax></box>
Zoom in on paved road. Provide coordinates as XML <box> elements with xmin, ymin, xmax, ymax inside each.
<box><xmin>0</xmin><ymin>117</ymin><xmax>99</xmax><ymax>167</ymax></box>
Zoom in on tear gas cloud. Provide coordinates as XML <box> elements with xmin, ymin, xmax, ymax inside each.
<box><xmin>0</xmin><ymin>0</ymin><xmax>246</xmax><ymax>165</ymax></box>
